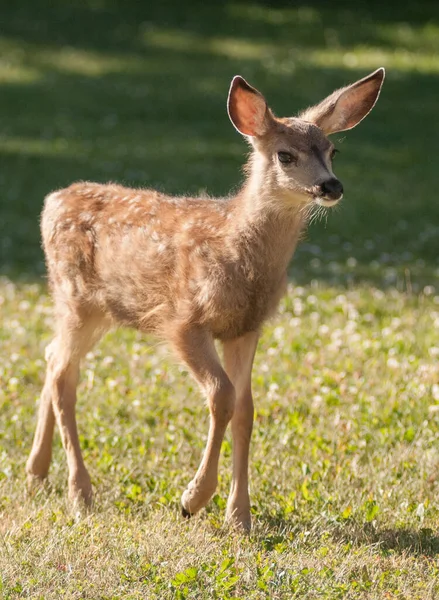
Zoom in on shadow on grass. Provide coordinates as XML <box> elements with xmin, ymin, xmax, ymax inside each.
<box><xmin>258</xmin><ymin>515</ymin><xmax>439</xmax><ymax>557</ymax></box>
<box><xmin>1</xmin><ymin>0</ymin><xmax>438</xmax><ymax>286</ymax></box>
<box><xmin>334</xmin><ymin>522</ymin><xmax>439</xmax><ymax>558</ymax></box>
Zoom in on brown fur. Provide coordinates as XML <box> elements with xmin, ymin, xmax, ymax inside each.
<box><xmin>27</xmin><ymin>69</ymin><xmax>385</xmax><ymax>531</ymax></box>
<box><xmin>41</xmin><ymin>180</ymin><xmax>304</xmax><ymax>340</ymax></box>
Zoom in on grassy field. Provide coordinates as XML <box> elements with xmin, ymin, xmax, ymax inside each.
<box><xmin>1</xmin><ymin>1</ymin><xmax>439</xmax><ymax>598</ymax></box>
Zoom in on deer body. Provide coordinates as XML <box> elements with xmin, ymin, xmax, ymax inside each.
<box><xmin>27</xmin><ymin>69</ymin><xmax>384</xmax><ymax>531</ymax></box>
<box><xmin>42</xmin><ymin>179</ymin><xmax>305</xmax><ymax>341</ymax></box>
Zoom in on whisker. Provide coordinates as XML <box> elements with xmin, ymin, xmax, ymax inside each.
<box><xmin>300</xmin><ymin>202</ymin><xmax>315</xmax><ymax>223</ymax></box>
<box><xmin>309</xmin><ymin>204</ymin><xmax>324</xmax><ymax>227</ymax></box>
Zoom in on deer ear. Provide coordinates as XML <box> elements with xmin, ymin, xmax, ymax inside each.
<box><xmin>227</xmin><ymin>76</ymin><xmax>273</xmax><ymax>137</ymax></box>
<box><xmin>300</xmin><ymin>68</ymin><xmax>385</xmax><ymax>135</ymax></box>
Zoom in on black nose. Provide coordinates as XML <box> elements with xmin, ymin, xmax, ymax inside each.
<box><xmin>320</xmin><ymin>178</ymin><xmax>344</xmax><ymax>200</ymax></box>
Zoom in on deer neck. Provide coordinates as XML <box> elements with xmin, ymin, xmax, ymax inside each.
<box><xmin>227</xmin><ymin>152</ymin><xmax>310</xmax><ymax>271</ymax></box>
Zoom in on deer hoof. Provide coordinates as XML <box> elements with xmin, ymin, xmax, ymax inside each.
<box><xmin>181</xmin><ymin>504</ymin><xmax>193</xmax><ymax>519</ymax></box>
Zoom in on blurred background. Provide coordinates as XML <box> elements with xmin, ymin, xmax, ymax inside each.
<box><xmin>1</xmin><ymin>0</ymin><xmax>438</xmax><ymax>289</ymax></box>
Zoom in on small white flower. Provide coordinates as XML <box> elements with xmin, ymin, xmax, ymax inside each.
<box><xmin>293</xmin><ymin>299</ymin><xmax>303</xmax><ymax>315</ymax></box>
<box><xmin>312</xmin><ymin>395</ymin><xmax>323</xmax><ymax>407</ymax></box>
<box><xmin>107</xmin><ymin>379</ymin><xmax>118</xmax><ymax>390</ymax></box>
<box><xmin>289</xmin><ymin>317</ymin><xmax>301</xmax><ymax>328</ymax></box>
<box><xmin>273</xmin><ymin>327</ymin><xmax>285</xmax><ymax>341</ymax></box>
<box><xmin>387</xmin><ymin>358</ymin><xmax>399</xmax><ymax>369</ymax></box>
<box><xmin>18</xmin><ymin>300</ymin><xmax>30</xmax><ymax>311</ymax></box>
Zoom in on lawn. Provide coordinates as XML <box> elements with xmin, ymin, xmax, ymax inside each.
<box><xmin>1</xmin><ymin>1</ymin><xmax>439</xmax><ymax>598</ymax></box>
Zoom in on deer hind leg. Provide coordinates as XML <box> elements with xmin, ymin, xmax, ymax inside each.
<box><xmin>172</xmin><ymin>325</ymin><xmax>235</xmax><ymax>517</ymax></box>
<box><xmin>223</xmin><ymin>332</ymin><xmax>258</xmax><ymax>532</ymax></box>
<box><xmin>26</xmin><ymin>304</ymin><xmax>109</xmax><ymax>505</ymax></box>
<box><xmin>26</xmin><ymin>340</ymin><xmax>59</xmax><ymax>487</ymax></box>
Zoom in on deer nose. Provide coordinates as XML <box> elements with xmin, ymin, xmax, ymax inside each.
<box><xmin>320</xmin><ymin>178</ymin><xmax>344</xmax><ymax>200</ymax></box>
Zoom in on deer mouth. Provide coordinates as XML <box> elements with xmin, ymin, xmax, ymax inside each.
<box><xmin>314</xmin><ymin>194</ymin><xmax>343</xmax><ymax>207</ymax></box>
<box><xmin>305</xmin><ymin>189</ymin><xmax>343</xmax><ymax>207</ymax></box>
<box><xmin>301</xmin><ymin>187</ymin><xmax>343</xmax><ymax>207</ymax></box>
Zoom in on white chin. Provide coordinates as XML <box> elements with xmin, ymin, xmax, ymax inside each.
<box><xmin>315</xmin><ymin>195</ymin><xmax>342</xmax><ymax>208</ymax></box>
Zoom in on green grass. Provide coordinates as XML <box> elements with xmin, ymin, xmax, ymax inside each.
<box><xmin>2</xmin><ymin>281</ymin><xmax>439</xmax><ymax>598</ymax></box>
<box><xmin>1</xmin><ymin>1</ymin><xmax>439</xmax><ymax>598</ymax></box>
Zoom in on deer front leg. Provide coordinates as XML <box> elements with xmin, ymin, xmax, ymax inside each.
<box><xmin>172</xmin><ymin>326</ymin><xmax>235</xmax><ymax>517</ymax></box>
<box><xmin>223</xmin><ymin>331</ymin><xmax>258</xmax><ymax>532</ymax></box>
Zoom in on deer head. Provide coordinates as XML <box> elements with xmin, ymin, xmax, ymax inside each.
<box><xmin>228</xmin><ymin>68</ymin><xmax>385</xmax><ymax>208</ymax></box>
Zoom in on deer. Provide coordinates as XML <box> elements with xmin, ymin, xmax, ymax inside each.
<box><xmin>26</xmin><ymin>68</ymin><xmax>385</xmax><ymax>531</ymax></box>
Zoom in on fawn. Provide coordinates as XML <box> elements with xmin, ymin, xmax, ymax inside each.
<box><xmin>27</xmin><ymin>68</ymin><xmax>385</xmax><ymax>531</ymax></box>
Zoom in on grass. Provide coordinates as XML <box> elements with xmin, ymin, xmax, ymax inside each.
<box><xmin>2</xmin><ymin>282</ymin><xmax>439</xmax><ymax>598</ymax></box>
<box><xmin>1</xmin><ymin>1</ymin><xmax>439</xmax><ymax>598</ymax></box>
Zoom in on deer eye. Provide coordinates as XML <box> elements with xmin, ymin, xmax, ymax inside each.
<box><xmin>277</xmin><ymin>151</ymin><xmax>297</xmax><ymax>165</ymax></box>
<box><xmin>331</xmin><ymin>148</ymin><xmax>340</xmax><ymax>160</ymax></box>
